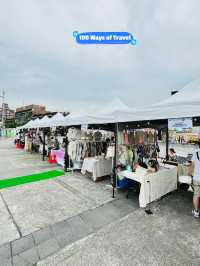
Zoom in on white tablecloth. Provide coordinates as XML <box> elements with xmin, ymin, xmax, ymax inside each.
<box><xmin>81</xmin><ymin>157</ymin><xmax>112</xmax><ymax>181</ymax></box>
<box><xmin>120</xmin><ymin>165</ymin><xmax>177</xmax><ymax>208</ymax></box>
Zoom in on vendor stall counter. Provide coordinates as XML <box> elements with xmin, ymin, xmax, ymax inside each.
<box><xmin>119</xmin><ymin>165</ymin><xmax>177</xmax><ymax>208</ymax></box>
<box><xmin>81</xmin><ymin>157</ymin><xmax>113</xmax><ymax>182</ymax></box>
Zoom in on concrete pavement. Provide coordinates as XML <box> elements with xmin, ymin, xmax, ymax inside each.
<box><xmin>38</xmin><ymin>191</ymin><xmax>200</xmax><ymax>266</ymax></box>
<box><xmin>0</xmin><ymin>139</ymin><xmax>116</xmax><ymax>245</ymax></box>
<box><xmin>0</xmin><ymin>197</ymin><xmax>138</xmax><ymax>266</ymax></box>
<box><xmin>1</xmin><ymin>138</ymin><xmax>200</xmax><ymax>265</ymax></box>
<box><xmin>0</xmin><ymin>138</ymin><xmax>134</xmax><ymax>265</ymax></box>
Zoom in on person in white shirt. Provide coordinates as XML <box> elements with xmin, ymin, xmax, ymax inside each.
<box><xmin>191</xmin><ymin>141</ymin><xmax>200</xmax><ymax>218</ymax></box>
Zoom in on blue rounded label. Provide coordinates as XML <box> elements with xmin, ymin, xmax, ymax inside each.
<box><xmin>73</xmin><ymin>31</ymin><xmax>136</xmax><ymax>46</ymax></box>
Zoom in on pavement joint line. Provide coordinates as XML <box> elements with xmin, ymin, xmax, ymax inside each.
<box><xmin>13</xmin><ymin>199</ymin><xmax>119</xmax><ymax>243</ymax></box>
<box><xmin>54</xmin><ymin>179</ymin><xmax>85</xmax><ymax>199</ymax></box>
<box><xmin>10</xmin><ymin>241</ymin><xmax>14</xmax><ymax>266</ymax></box>
<box><xmin>54</xmin><ymin>178</ymin><xmax>100</xmax><ymax>204</ymax></box>
<box><xmin>32</xmin><ymin>233</ymin><xmax>41</xmax><ymax>262</ymax></box>
<box><xmin>0</xmin><ymin>198</ymin><xmax>136</xmax><ymax>265</ymax></box>
<box><xmin>0</xmin><ymin>191</ymin><xmax>22</xmax><ymax>238</ymax></box>
<box><xmin>51</xmin><ymin>228</ymin><xmax>69</xmax><ymax>251</ymax></box>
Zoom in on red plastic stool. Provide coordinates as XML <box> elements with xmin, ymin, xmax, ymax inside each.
<box><xmin>16</xmin><ymin>143</ymin><xmax>20</xmax><ymax>149</ymax></box>
<box><xmin>48</xmin><ymin>154</ymin><xmax>57</xmax><ymax>164</ymax></box>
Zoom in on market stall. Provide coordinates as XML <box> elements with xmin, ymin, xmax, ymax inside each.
<box><xmin>109</xmin><ymin>80</ymin><xmax>200</xmax><ymax>203</ymax></box>
<box><xmin>65</xmin><ymin>127</ymin><xmax>114</xmax><ymax>181</ymax></box>
<box><xmin>19</xmin><ymin>83</ymin><xmax>200</xmax><ymax>208</ymax></box>
<box><xmin>118</xmin><ymin>164</ymin><xmax>177</xmax><ymax>208</ymax></box>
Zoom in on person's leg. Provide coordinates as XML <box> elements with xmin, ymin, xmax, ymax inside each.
<box><xmin>192</xmin><ymin>184</ymin><xmax>200</xmax><ymax>217</ymax></box>
<box><xmin>193</xmin><ymin>196</ymin><xmax>199</xmax><ymax>210</ymax></box>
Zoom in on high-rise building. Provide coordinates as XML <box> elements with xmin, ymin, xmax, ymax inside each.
<box><xmin>0</xmin><ymin>103</ymin><xmax>15</xmax><ymax>121</ymax></box>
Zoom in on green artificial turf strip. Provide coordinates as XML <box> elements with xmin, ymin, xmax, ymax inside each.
<box><xmin>0</xmin><ymin>170</ymin><xmax>64</xmax><ymax>189</ymax></box>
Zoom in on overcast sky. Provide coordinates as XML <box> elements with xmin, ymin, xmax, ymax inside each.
<box><xmin>0</xmin><ymin>0</ymin><xmax>200</xmax><ymax>114</ymax></box>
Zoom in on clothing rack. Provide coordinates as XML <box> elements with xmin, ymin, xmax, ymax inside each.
<box><xmin>118</xmin><ymin>143</ymin><xmax>156</xmax><ymax>146</ymax></box>
<box><xmin>68</xmin><ymin>139</ymin><xmax>108</xmax><ymax>143</ymax></box>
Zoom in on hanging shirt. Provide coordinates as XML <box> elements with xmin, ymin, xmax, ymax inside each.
<box><xmin>68</xmin><ymin>141</ymin><xmax>77</xmax><ymax>160</ymax></box>
<box><xmin>192</xmin><ymin>150</ymin><xmax>200</xmax><ymax>182</ymax></box>
<box><xmin>123</xmin><ymin>130</ymin><xmax>129</xmax><ymax>145</ymax></box>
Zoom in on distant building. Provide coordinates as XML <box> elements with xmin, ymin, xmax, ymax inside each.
<box><xmin>15</xmin><ymin>104</ymin><xmax>47</xmax><ymax>127</ymax></box>
<box><xmin>15</xmin><ymin>104</ymin><xmax>69</xmax><ymax>127</ymax></box>
<box><xmin>5</xmin><ymin>118</ymin><xmax>16</xmax><ymax>129</ymax></box>
<box><xmin>0</xmin><ymin>103</ymin><xmax>15</xmax><ymax>122</ymax></box>
<box><xmin>32</xmin><ymin>111</ymin><xmax>69</xmax><ymax>120</ymax></box>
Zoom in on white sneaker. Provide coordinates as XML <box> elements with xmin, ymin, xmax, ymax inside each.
<box><xmin>192</xmin><ymin>209</ymin><xmax>199</xmax><ymax>218</ymax></box>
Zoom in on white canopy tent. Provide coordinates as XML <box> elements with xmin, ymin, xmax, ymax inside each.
<box><xmin>28</xmin><ymin>118</ymin><xmax>40</xmax><ymax>128</ymax></box>
<box><xmin>36</xmin><ymin>115</ymin><xmax>50</xmax><ymax>128</ymax></box>
<box><xmin>41</xmin><ymin>113</ymin><xmax>67</xmax><ymax>127</ymax></box>
<box><xmin>16</xmin><ymin>122</ymin><xmax>30</xmax><ymax>130</ymax></box>
<box><xmin>98</xmin><ymin>98</ymin><xmax>135</xmax><ymax>115</ymax></box>
<box><xmin>19</xmin><ymin>113</ymin><xmax>114</xmax><ymax>129</ymax></box>
<box><xmin>61</xmin><ymin>79</ymin><xmax>200</xmax><ymax>125</ymax></box>
<box><xmin>20</xmin><ymin>119</ymin><xmax>37</xmax><ymax>129</ymax></box>
<box><xmin>22</xmin><ymin>116</ymin><xmax>49</xmax><ymax>129</ymax></box>
<box><xmin>102</xmin><ymin>78</ymin><xmax>200</xmax><ymax>123</ymax></box>
<box><xmin>62</xmin><ymin>114</ymin><xmax>114</xmax><ymax>126</ymax></box>
<box><xmin>105</xmin><ymin>103</ymin><xmax>200</xmax><ymax>123</ymax></box>
<box><xmin>19</xmin><ymin>78</ymin><xmax>200</xmax><ymax>129</ymax></box>
<box><xmin>154</xmin><ymin>78</ymin><xmax>200</xmax><ymax>107</ymax></box>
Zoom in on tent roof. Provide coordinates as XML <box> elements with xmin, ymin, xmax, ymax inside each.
<box><xmin>44</xmin><ymin>113</ymin><xmax>67</xmax><ymax>127</ymax></box>
<box><xmin>99</xmin><ymin>98</ymin><xmax>134</xmax><ymax>115</ymax></box>
<box><xmin>34</xmin><ymin>116</ymin><xmax>50</xmax><ymax>128</ymax></box>
<box><xmin>106</xmin><ymin>78</ymin><xmax>200</xmax><ymax>123</ymax></box>
<box><xmin>154</xmin><ymin>78</ymin><xmax>200</xmax><ymax>107</ymax></box>
<box><xmin>108</xmin><ymin>104</ymin><xmax>200</xmax><ymax>123</ymax></box>
<box><xmin>21</xmin><ymin>119</ymin><xmax>37</xmax><ymax>129</ymax></box>
<box><xmin>20</xmin><ymin>79</ymin><xmax>200</xmax><ymax>129</ymax></box>
<box><xmin>64</xmin><ymin>114</ymin><xmax>114</xmax><ymax>126</ymax></box>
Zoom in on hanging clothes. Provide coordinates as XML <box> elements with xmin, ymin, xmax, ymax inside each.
<box><xmin>123</xmin><ymin>130</ymin><xmax>129</xmax><ymax>145</ymax></box>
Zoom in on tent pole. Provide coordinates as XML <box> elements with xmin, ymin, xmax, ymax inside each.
<box><xmin>112</xmin><ymin>122</ymin><xmax>118</xmax><ymax>198</ymax></box>
<box><xmin>42</xmin><ymin>129</ymin><xmax>46</xmax><ymax>161</ymax></box>
<box><xmin>64</xmin><ymin>128</ymin><xmax>69</xmax><ymax>172</ymax></box>
<box><xmin>166</xmin><ymin>125</ymin><xmax>169</xmax><ymax>160</ymax></box>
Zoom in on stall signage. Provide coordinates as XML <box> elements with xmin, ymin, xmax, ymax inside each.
<box><xmin>81</xmin><ymin>124</ymin><xmax>88</xmax><ymax>131</ymax></box>
<box><xmin>168</xmin><ymin>118</ymin><xmax>193</xmax><ymax>130</ymax></box>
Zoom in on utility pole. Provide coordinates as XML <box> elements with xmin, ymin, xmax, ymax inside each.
<box><xmin>0</xmin><ymin>89</ymin><xmax>5</xmax><ymax>128</ymax></box>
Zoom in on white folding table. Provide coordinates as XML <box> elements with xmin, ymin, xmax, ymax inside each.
<box><xmin>119</xmin><ymin>165</ymin><xmax>177</xmax><ymax>208</ymax></box>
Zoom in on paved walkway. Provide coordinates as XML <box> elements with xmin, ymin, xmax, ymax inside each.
<box><xmin>0</xmin><ymin>139</ymin><xmax>116</xmax><ymax>244</ymax></box>
<box><xmin>0</xmin><ymin>138</ymin><xmax>137</xmax><ymax>265</ymax></box>
<box><xmin>0</xmin><ymin>198</ymin><xmax>137</xmax><ymax>266</ymax></box>
<box><xmin>38</xmin><ymin>191</ymin><xmax>200</xmax><ymax>266</ymax></box>
<box><xmin>1</xmin><ymin>138</ymin><xmax>200</xmax><ymax>266</ymax></box>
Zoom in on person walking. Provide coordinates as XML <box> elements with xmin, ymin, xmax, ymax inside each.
<box><xmin>191</xmin><ymin>141</ymin><xmax>200</xmax><ymax>218</ymax></box>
